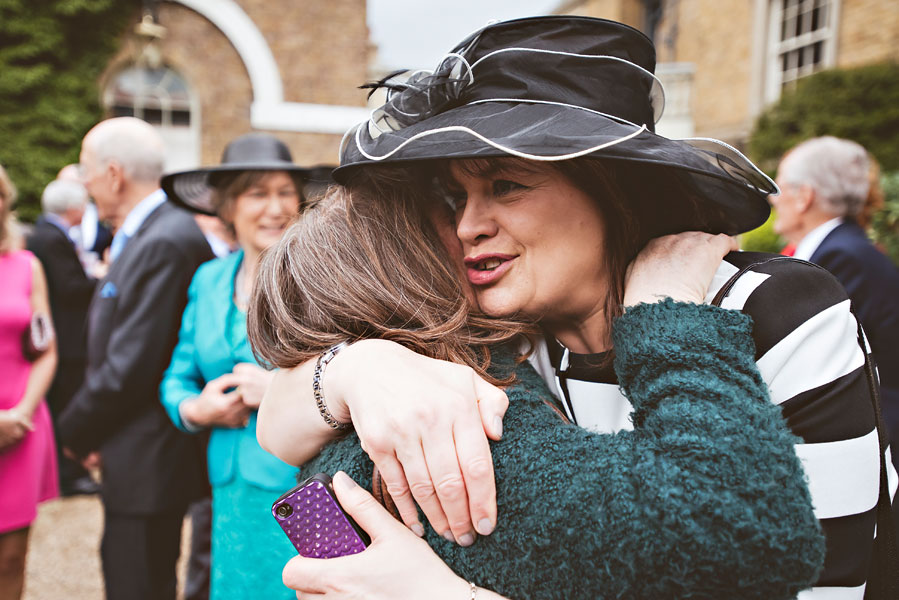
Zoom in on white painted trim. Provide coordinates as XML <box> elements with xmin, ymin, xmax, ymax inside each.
<box><xmin>251</xmin><ymin>102</ymin><xmax>371</xmax><ymax>134</ymax></box>
<box><xmin>170</xmin><ymin>0</ymin><xmax>368</xmax><ymax>134</ymax></box>
<box><xmin>748</xmin><ymin>0</ymin><xmax>770</xmax><ymax>119</ymax></box>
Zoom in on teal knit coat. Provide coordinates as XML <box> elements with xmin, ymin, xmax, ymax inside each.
<box><xmin>298</xmin><ymin>300</ymin><xmax>826</xmax><ymax>599</ymax></box>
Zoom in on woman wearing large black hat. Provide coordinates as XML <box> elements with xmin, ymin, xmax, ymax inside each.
<box><xmin>254</xmin><ymin>16</ymin><xmax>890</xmax><ymax>600</ymax></box>
<box><xmin>159</xmin><ymin>133</ymin><xmax>314</xmax><ymax>600</ymax></box>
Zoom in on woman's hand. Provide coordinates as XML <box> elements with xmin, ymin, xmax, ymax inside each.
<box><xmin>231</xmin><ymin>362</ymin><xmax>274</xmax><ymax>409</ymax></box>
<box><xmin>180</xmin><ymin>372</ymin><xmax>251</xmax><ymax>428</ymax></box>
<box><xmin>623</xmin><ymin>232</ymin><xmax>738</xmax><ymax>307</ymax></box>
<box><xmin>284</xmin><ymin>471</ymin><xmax>506</xmax><ymax>600</ymax></box>
<box><xmin>0</xmin><ymin>408</ymin><xmax>34</xmax><ymax>450</ymax></box>
<box><xmin>331</xmin><ymin>340</ymin><xmax>508</xmax><ymax>545</ymax></box>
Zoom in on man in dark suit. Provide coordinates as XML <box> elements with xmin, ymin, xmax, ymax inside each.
<box><xmin>58</xmin><ymin>117</ymin><xmax>214</xmax><ymax>600</ymax></box>
<box><xmin>25</xmin><ymin>179</ymin><xmax>99</xmax><ymax>496</ymax></box>
<box><xmin>771</xmin><ymin>135</ymin><xmax>899</xmax><ymax>471</ymax></box>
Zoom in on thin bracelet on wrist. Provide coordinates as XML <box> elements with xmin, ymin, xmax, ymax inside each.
<box><xmin>313</xmin><ymin>342</ymin><xmax>351</xmax><ymax>430</ymax></box>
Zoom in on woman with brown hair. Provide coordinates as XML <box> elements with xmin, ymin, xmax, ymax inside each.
<box><xmin>0</xmin><ymin>164</ymin><xmax>58</xmax><ymax>600</ymax></box>
<box><xmin>159</xmin><ymin>134</ymin><xmax>310</xmax><ymax>599</ymax></box>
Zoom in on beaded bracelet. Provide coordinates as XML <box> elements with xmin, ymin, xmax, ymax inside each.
<box><xmin>313</xmin><ymin>342</ymin><xmax>351</xmax><ymax>430</ymax></box>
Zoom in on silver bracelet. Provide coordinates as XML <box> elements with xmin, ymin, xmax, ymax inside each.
<box><xmin>313</xmin><ymin>342</ymin><xmax>351</xmax><ymax>430</ymax></box>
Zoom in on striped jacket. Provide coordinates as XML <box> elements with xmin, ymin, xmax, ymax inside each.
<box><xmin>530</xmin><ymin>252</ymin><xmax>898</xmax><ymax>599</ymax></box>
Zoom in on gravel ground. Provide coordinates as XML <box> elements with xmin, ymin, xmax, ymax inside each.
<box><xmin>23</xmin><ymin>495</ymin><xmax>190</xmax><ymax>600</ymax></box>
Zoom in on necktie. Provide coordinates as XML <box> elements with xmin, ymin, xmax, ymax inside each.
<box><xmin>109</xmin><ymin>231</ymin><xmax>131</xmax><ymax>261</ymax></box>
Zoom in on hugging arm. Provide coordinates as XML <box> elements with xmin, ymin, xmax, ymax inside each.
<box><xmin>296</xmin><ymin>301</ymin><xmax>825</xmax><ymax>600</ymax></box>
<box><xmin>257</xmin><ymin>338</ymin><xmax>508</xmax><ymax>542</ymax></box>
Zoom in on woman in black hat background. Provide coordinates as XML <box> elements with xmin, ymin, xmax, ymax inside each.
<box><xmin>158</xmin><ymin>133</ymin><xmax>308</xmax><ymax>599</ymax></box>
<box><xmin>254</xmin><ymin>16</ymin><xmax>894</xmax><ymax>599</ymax></box>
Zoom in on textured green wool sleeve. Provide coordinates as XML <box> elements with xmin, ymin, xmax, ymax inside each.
<box><xmin>298</xmin><ymin>300</ymin><xmax>825</xmax><ymax>600</ymax></box>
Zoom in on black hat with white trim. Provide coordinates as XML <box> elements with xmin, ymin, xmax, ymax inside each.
<box><xmin>335</xmin><ymin>16</ymin><xmax>775</xmax><ymax>235</ymax></box>
<box><xmin>162</xmin><ymin>133</ymin><xmax>328</xmax><ymax>216</ymax></box>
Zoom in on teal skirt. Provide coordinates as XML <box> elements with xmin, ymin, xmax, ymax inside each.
<box><xmin>211</xmin><ymin>477</ymin><xmax>297</xmax><ymax>600</ymax></box>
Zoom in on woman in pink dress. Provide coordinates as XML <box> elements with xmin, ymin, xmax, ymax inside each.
<box><xmin>0</xmin><ymin>165</ymin><xmax>59</xmax><ymax>600</ymax></box>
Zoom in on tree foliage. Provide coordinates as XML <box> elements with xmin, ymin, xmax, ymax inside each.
<box><xmin>872</xmin><ymin>172</ymin><xmax>899</xmax><ymax>265</ymax></box>
<box><xmin>0</xmin><ymin>0</ymin><xmax>133</xmax><ymax>221</ymax></box>
<box><xmin>749</xmin><ymin>62</ymin><xmax>899</xmax><ymax>174</ymax></box>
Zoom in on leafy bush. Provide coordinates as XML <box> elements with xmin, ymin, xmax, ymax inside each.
<box><xmin>0</xmin><ymin>0</ymin><xmax>132</xmax><ymax>221</ymax></box>
<box><xmin>872</xmin><ymin>172</ymin><xmax>899</xmax><ymax>265</ymax></box>
<box><xmin>740</xmin><ymin>212</ymin><xmax>784</xmax><ymax>254</ymax></box>
<box><xmin>749</xmin><ymin>62</ymin><xmax>899</xmax><ymax>174</ymax></box>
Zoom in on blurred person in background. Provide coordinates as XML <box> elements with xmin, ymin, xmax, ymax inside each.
<box><xmin>193</xmin><ymin>213</ymin><xmax>237</xmax><ymax>259</ymax></box>
<box><xmin>771</xmin><ymin>136</ymin><xmax>899</xmax><ymax>473</ymax></box>
<box><xmin>58</xmin><ymin>163</ymin><xmax>112</xmax><ymax>278</ymax></box>
<box><xmin>25</xmin><ymin>180</ymin><xmax>100</xmax><ymax>497</ymax></box>
<box><xmin>57</xmin><ymin>117</ymin><xmax>213</xmax><ymax>600</ymax></box>
<box><xmin>159</xmin><ymin>133</ymin><xmax>307</xmax><ymax>600</ymax></box>
<box><xmin>0</xmin><ymin>164</ymin><xmax>59</xmax><ymax>600</ymax></box>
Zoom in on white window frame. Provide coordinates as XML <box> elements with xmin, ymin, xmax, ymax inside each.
<box><xmin>103</xmin><ymin>65</ymin><xmax>202</xmax><ymax>171</ymax></box>
<box><xmin>764</xmin><ymin>0</ymin><xmax>841</xmax><ymax>104</ymax></box>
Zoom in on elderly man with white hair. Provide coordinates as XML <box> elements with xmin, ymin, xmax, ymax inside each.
<box><xmin>771</xmin><ymin>135</ymin><xmax>899</xmax><ymax>474</ymax></box>
<box><xmin>57</xmin><ymin>117</ymin><xmax>213</xmax><ymax>600</ymax></box>
<box><xmin>26</xmin><ymin>180</ymin><xmax>99</xmax><ymax>498</ymax></box>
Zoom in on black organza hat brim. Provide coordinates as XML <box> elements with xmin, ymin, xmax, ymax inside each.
<box><xmin>336</xmin><ymin>101</ymin><xmax>774</xmax><ymax>235</ymax></box>
<box><xmin>161</xmin><ymin>164</ymin><xmax>317</xmax><ymax>216</ymax></box>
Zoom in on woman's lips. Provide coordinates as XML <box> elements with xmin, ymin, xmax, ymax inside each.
<box><xmin>464</xmin><ymin>254</ymin><xmax>516</xmax><ymax>286</ymax></box>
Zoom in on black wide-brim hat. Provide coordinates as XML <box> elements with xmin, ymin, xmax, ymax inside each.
<box><xmin>335</xmin><ymin>16</ymin><xmax>776</xmax><ymax>236</ymax></box>
<box><xmin>162</xmin><ymin>133</ymin><xmax>331</xmax><ymax>215</ymax></box>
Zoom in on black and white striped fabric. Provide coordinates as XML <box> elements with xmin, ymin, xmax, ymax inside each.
<box><xmin>528</xmin><ymin>252</ymin><xmax>898</xmax><ymax>599</ymax></box>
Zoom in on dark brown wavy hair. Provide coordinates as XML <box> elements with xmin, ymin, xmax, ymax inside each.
<box><xmin>247</xmin><ymin>170</ymin><xmax>534</xmax><ymax>386</ymax></box>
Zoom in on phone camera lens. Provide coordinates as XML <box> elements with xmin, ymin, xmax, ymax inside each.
<box><xmin>276</xmin><ymin>503</ymin><xmax>293</xmax><ymax>518</ymax></box>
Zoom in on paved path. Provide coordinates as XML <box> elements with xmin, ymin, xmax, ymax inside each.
<box><xmin>23</xmin><ymin>495</ymin><xmax>190</xmax><ymax>599</ymax></box>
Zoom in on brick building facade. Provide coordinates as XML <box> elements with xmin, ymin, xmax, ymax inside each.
<box><xmin>102</xmin><ymin>0</ymin><xmax>370</xmax><ymax>171</ymax></box>
<box><xmin>555</xmin><ymin>0</ymin><xmax>898</xmax><ymax>147</ymax></box>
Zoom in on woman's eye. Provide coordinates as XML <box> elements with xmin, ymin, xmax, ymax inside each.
<box><xmin>492</xmin><ymin>179</ymin><xmax>524</xmax><ymax>196</ymax></box>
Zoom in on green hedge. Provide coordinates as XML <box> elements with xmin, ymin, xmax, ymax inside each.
<box><xmin>0</xmin><ymin>0</ymin><xmax>132</xmax><ymax>222</ymax></box>
<box><xmin>872</xmin><ymin>172</ymin><xmax>899</xmax><ymax>265</ymax></box>
<box><xmin>749</xmin><ymin>62</ymin><xmax>899</xmax><ymax>174</ymax></box>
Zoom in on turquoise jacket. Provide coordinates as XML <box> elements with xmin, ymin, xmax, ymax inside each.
<box><xmin>160</xmin><ymin>250</ymin><xmax>296</xmax><ymax>490</ymax></box>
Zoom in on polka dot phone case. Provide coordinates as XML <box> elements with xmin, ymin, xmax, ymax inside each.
<box><xmin>272</xmin><ymin>473</ymin><xmax>370</xmax><ymax>558</ymax></box>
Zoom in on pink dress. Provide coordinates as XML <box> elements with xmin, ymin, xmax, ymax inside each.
<box><xmin>0</xmin><ymin>249</ymin><xmax>58</xmax><ymax>533</ymax></box>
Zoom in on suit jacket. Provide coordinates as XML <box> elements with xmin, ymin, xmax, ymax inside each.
<box><xmin>59</xmin><ymin>200</ymin><xmax>214</xmax><ymax>515</ymax></box>
<box><xmin>160</xmin><ymin>250</ymin><xmax>296</xmax><ymax>491</ymax></box>
<box><xmin>810</xmin><ymin>221</ymin><xmax>899</xmax><ymax>448</ymax></box>
<box><xmin>25</xmin><ymin>217</ymin><xmax>96</xmax><ymax>362</ymax></box>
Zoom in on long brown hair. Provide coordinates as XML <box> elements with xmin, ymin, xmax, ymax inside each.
<box><xmin>247</xmin><ymin>174</ymin><xmax>532</xmax><ymax>385</ymax></box>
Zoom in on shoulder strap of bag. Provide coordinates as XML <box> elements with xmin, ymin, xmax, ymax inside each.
<box><xmin>713</xmin><ymin>256</ymin><xmax>899</xmax><ymax>599</ymax></box>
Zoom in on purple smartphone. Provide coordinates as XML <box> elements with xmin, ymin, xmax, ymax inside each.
<box><xmin>272</xmin><ymin>473</ymin><xmax>370</xmax><ymax>558</ymax></box>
